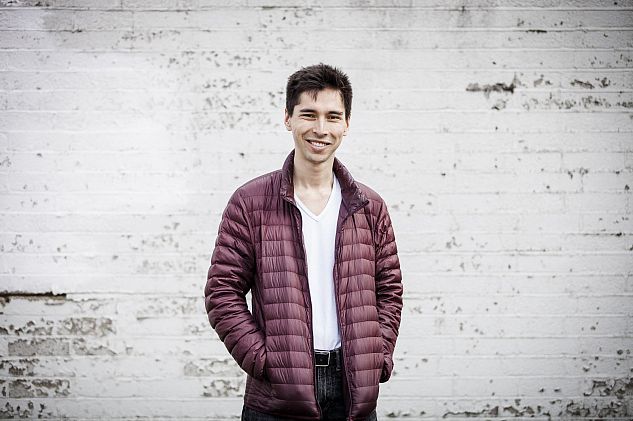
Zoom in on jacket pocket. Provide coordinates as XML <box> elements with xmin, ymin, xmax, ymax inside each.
<box><xmin>380</xmin><ymin>352</ymin><xmax>393</xmax><ymax>383</ymax></box>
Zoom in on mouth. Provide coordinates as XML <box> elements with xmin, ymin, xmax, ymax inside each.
<box><xmin>306</xmin><ymin>139</ymin><xmax>330</xmax><ymax>148</ymax></box>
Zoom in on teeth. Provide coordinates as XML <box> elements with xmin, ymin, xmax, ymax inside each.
<box><xmin>309</xmin><ymin>140</ymin><xmax>327</xmax><ymax>147</ymax></box>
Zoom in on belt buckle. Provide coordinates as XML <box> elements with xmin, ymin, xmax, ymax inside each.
<box><xmin>315</xmin><ymin>351</ymin><xmax>330</xmax><ymax>367</ymax></box>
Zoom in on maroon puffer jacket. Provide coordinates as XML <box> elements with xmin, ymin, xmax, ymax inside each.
<box><xmin>205</xmin><ymin>151</ymin><xmax>403</xmax><ymax>420</ymax></box>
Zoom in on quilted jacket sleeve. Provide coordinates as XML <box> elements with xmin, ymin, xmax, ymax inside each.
<box><xmin>204</xmin><ymin>190</ymin><xmax>266</xmax><ymax>380</ymax></box>
<box><xmin>374</xmin><ymin>200</ymin><xmax>403</xmax><ymax>383</ymax></box>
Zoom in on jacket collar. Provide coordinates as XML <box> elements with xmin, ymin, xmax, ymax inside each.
<box><xmin>280</xmin><ymin>150</ymin><xmax>368</xmax><ymax>214</ymax></box>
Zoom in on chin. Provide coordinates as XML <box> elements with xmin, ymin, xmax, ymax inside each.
<box><xmin>307</xmin><ymin>151</ymin><xmax>333</xmax><ymax>163</ymax></box>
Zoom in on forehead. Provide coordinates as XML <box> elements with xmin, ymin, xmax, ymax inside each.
<box><xmin>295</xmin><ymin>88</ymin><xmax>345</xmax><ymax>111</ymax></box>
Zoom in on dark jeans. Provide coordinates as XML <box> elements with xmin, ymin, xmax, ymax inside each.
<box><xmin>241</xmin><ymin>351</ymin><xmax>378</xmax><ymax>421</ymax></box>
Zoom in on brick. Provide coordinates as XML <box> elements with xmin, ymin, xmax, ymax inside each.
<box><xmin>0</xmin><ymin>317</ymin><xmax>54</xmax><ymax>335</ymax></box>
<box><xmin>0</xmin><ymin>132</ymin><xmax>7</xmax><ymax>151</ymax></box>
<box><xmin>0</xmin><ymin>0</ymin><xmax>121</xmax><ymax>7</ymax></box>
<box><xmin>400</xmin><ymin>313</ymin><xmax>630</xmax><ymax>337</ymax></box>
<box><xmin>183</xmin><ymin>356</ymin><xmax>242</xmax><ymax>377</ymax></box>
<box><xmin>1</xmin><ymin>27</ymin><xmax>627</xmax><ymax>52</ymax></box>
<box><xmin>398</xmin><ymin>231</ymin><xmax>633</xmax><ymax>253</ymax></box>
<box><xmin>0</xmin><ymin>212</ymin><xmax>216</xmax><ymax>233</ymax></box>
<box><xmin>0</xmin><ymin>295</ymin><xmax>117</xmax><ymax>317</ymax></box>
<box><xmin>0</xmin><ymin>30</ymin><xmax>135</xmax><ymax>50</ymax></box>
<box><xmin>0</xmin><ymin>232</ymin><xmax>205</xmax><ymax>254</ymax></box>
<box><xmin>563</xmin><ymin>152</ymin><xmax>627</xmax><ymax>171</ymax></box>
<box><xmin>417</xmin><ymin>356</ymin><xmax>632</xmax><ymax>379</ymax></box>
<box><xmin>73</xmin><ymin>10</ymin><xmax>134</xmax><ymax>31</ymax></box>
<box><xmin>117</xmin><ymin>296</ymin><xmax>202</xmax><ymax>318</ymax></box>
<box><xmin>581</xmin><ymin>172</ymin><xmax>632</xmax><ymax>192</ymax></box>
<box><xmin>68</xmin><ymin>376</ymin><xmax>245</xmax><ymax>399</ymax></box>
<box><xmin>2</xmin><ymin>50</ymin><xmax>632</xmax><ymax>72</ymax></box>
<box><xmin>405</xmin><ymin>295</ymin><xmax>633</xmax><ymax>317</ymax></box>
<box><xmin>57</xmin><ymin>317</ymin><xmax>115</xmax><ymax>336</ymax></box>
<box><xmin>0</xmin><ymin>358</ymin><xmax>40</xmax><ymax>376</ymax></box>
<box><xmin>8</xmin><ymin>338</ymin><xmax>69</xmax><ymax>356</ymax></box>
<box><xmin>395</xmin><ymin>335</ymin><xmax>632</xmax><ymax>358</ymax></box>
<box><xmin>116</xmin><ymin>316</ymin><xmax>205</xmax><ymax>337</ymax></box>
<box><xmin>402</xmin><ymin>274</ymin><xmax>628</xmax><ymax>296</ymax></box>
<box><xmin>0</xmin><ymin>355</ymin><xmax>189</xmax><ymax>378</ymax></box>
<box><xmin>0</xmin><ymin>9</ymin><xmax>75</xmax><ymax>30</ymax></box>
<box><xmin>565</xmin><ymin>192</ymin><xmax>628</xmax><ymax>212</ymax></box>
<box><xmin>4</xmin><ymin>397</ymin><xmax>243</xmax><ymax>418</ymax></box>
<box><xmin>70</xmin><ymin>338</ymin><xmax>118</xmax><ymax>356</ymax></box>
<box><xmin>8</xmin><ymin>378</ymin><xmax>70</xmax><ymax>398</ymax></box>
<box><xmin>120</xmin><ymin>0</ymin><xmax>200</xmax><ymax>10</ymax></box>
<box><xmin>580</xmin><ymin>213</ymin><xmax>633</xmax><ymax>233</ymax></box>
<box><xmin>0</xmin><ymin>398</ymin><xmax>56</xmax><ymax>418</ymax></box>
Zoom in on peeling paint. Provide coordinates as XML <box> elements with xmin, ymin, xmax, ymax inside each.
<box><xmin>58</xmin><ymin>317</ymin><xmax>115</xmax><ymax>337</ymax></box>
<box><xmin>184</xmin><ymin>358</ymin><xmax>240</xmax><ymax>377</ymax></box>
<box><xmin>583</xmin><ymin>377</ymin><xmax>633</xmax><ymax>399</ymax></box>
<box><xmin>0</xmin><ymin>292</ymin><xmax>67</xmax><ymax>303</ymax></box>
<box><xmin>443</xmin><ymin>405</ymin><xmax>499</xmax><ymax>418</ymax></box>
<box><xmin>533</xmin><ymin>74</ymin><xmax>552</xmax><ymax>87</ymax></box>
<box><xmin>0</xmin><ymin>358</ymin><xmax>39</xmax><ymax>376</ymax></box>
<box><xmin>5</xmin><ymin>320</ymin><xmax>54</xmax><ymax>336</ymax></box>
<box><xmin>0</xmin><ymin>401</ymin><xmax>52</xmax><ymax>418</ymax></box>
<box><xmin>571</xmin><ymin>79</ymin><xmax>595</xmax><ymax>89</ymax></box>
<box><xmin>442</xmin><ymin>380</ymin><xmax>632</xmax><ymax>418</ymax></box>
<box><xmin>466</xmin><ymin>75</ymin><xmax>520</xmax><ymax>98</ymax></box>
<box><xmin>522</xmin><ymin>94</ymin><xmax>622</xmax><ymax>111</ymax></box>
<box><xmin>9</xmin><ymin>378</ymin><xmax>70</xmax><ymax>398</ymax></box>
<box><xmin>491</xmin><ymin>98</ymin><xmax>507</xmax><ymax>110</ymax></box>
<box><xmin>202</xmin><ymin>378</ymin><xmax>243</xmax><ymax>397</ymax></box>
<box><xmin>71</xmin><ymin>339</ymin><xmax>116</xmax><ymax>356</ymax></box>
<box><xmin>8</xmin><ymin>339</ymin><xmax>69</xmax><ymax>356</ymax></box>
<box><xmin>2</xmin><ymin>317</ymin><xmax>114</xmax><ymax>337</ymax></box>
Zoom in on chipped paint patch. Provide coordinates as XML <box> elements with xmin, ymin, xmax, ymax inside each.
<box><xmin>571</xmin><ymin>79</ymin><xmax>595</xmax><ymax>89</ymax></box>
<box><xmin>441</xmin><ymin>381</ymin><xmax>633</xmax><ymax>419</ymax></box>
<box><xmin>202</xmin><ymin>378</ymin><xmax>243</xmax><ymax>398</ymax></box>
<box><xmin>8</xmin><ymin>339</ymin><xmax>69</xmax><ymax>356</ymax></box>
<box><xmin>466</xmin><ymin>75</ymin><xmax>520</xmax><ymax>98</ymax></box>
<box><xmin>0</xmin><ymin>292</ymin><xmax>67</xmax><ymax>303</ymax></box>
<box><xmin>583</xmin><ymin>377</ymin><xmax>633</xmax><ymax>400</ymax></box>
<box><xmin>9</xmin><ymin>378</ymin><xmax>70</xmax><ymax>398</ymax></box>
<box><xmin>0</xmin><ymin>358</ymin><xmax>39</xmax><ymax>376</ymax></box>
<box><xmin>0</xmin><ymin>401</ymin><xmax>52</xmax><ymax>418</ymax></box>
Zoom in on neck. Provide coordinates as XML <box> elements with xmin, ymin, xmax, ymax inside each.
<box><xmin>293</xmin><ymin>155</ymin><xmax>334</xmax><ymax>191</ymax></box>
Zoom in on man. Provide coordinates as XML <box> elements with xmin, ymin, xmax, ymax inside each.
<box><xmin>204</xmin><ymin>64</ymin><xmax>403</xmax><ymax>421</ymax></box>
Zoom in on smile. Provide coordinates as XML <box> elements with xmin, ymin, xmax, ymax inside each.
<box><xmin>306</xmin><ymin>140</ymin><xmax>330</xmax><ymax>147</ymax></box>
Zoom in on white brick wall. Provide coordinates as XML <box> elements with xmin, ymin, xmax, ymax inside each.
<box><xmin>1</xmin><ymin>1</ymin><xmax>631</xmax><ymax>419</ymax></box>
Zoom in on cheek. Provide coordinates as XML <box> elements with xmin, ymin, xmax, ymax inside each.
<box><xmin>333</xmin><ymin>125</ymin><xmax>347</xmax><ymax>137</ymax></box>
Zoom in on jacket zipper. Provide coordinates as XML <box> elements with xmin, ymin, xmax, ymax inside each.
<box><xmin>334</xmin><ymin>213</ymin><xmax>354</xmax><ymax>421</ymax></box>
<box><xmin>292</xmin><ymin>206</ymin><xmax>322</xmax><ymax>420</ymax></box>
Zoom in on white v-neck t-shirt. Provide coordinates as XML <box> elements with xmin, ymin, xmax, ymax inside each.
<box><xmin>294</xmin><ymin>175</ymin><xmax>342</xmax><ymax>351</ymax></box>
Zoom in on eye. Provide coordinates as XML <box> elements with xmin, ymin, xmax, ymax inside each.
<box><xmin>301</xmin><ymin>113</ymin><xmax>316</xmax><ymax>119</ymax></box>
<box><xmin>328</xmin><ymin>115</ymin><xmax>342</xmax><ymax>121</ymax></box>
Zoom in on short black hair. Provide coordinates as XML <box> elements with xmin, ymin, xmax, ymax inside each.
<box><xmin>286</xmin><ymin>63</ymin><xmax>352</xmax><ymax>120</ymax></box>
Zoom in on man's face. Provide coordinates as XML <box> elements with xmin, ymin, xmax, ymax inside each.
<box><xmin>284</xmin><ymin>88</ymin><xmax>349</xmax><ymax>167</ymax></box>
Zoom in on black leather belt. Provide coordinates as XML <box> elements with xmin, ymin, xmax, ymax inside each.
<box><xmin>314</xmin><ymin>348</ymin><xmax>341</xmax><ymax>367</ymax></box>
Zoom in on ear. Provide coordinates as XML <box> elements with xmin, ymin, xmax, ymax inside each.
<box><xmin>343</xmin><ymin>117</ymin><xmax>350</xmax><ymax>136</ymax></box>
<box><xmin>284</xmin><ymin>109</ymin><xmax>291</xmax><ymax>131</ymax></box>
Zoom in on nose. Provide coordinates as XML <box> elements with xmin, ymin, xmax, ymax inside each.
<box><xmin>312</xmin><ymin>117</ymin><xmax>327</xmax><ymax>137</ymax></box>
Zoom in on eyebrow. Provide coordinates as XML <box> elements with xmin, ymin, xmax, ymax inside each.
<box><xmin>298</xmin><ymin>108</ymin><xmax>343</xmax><ymax>116</ymax></box>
